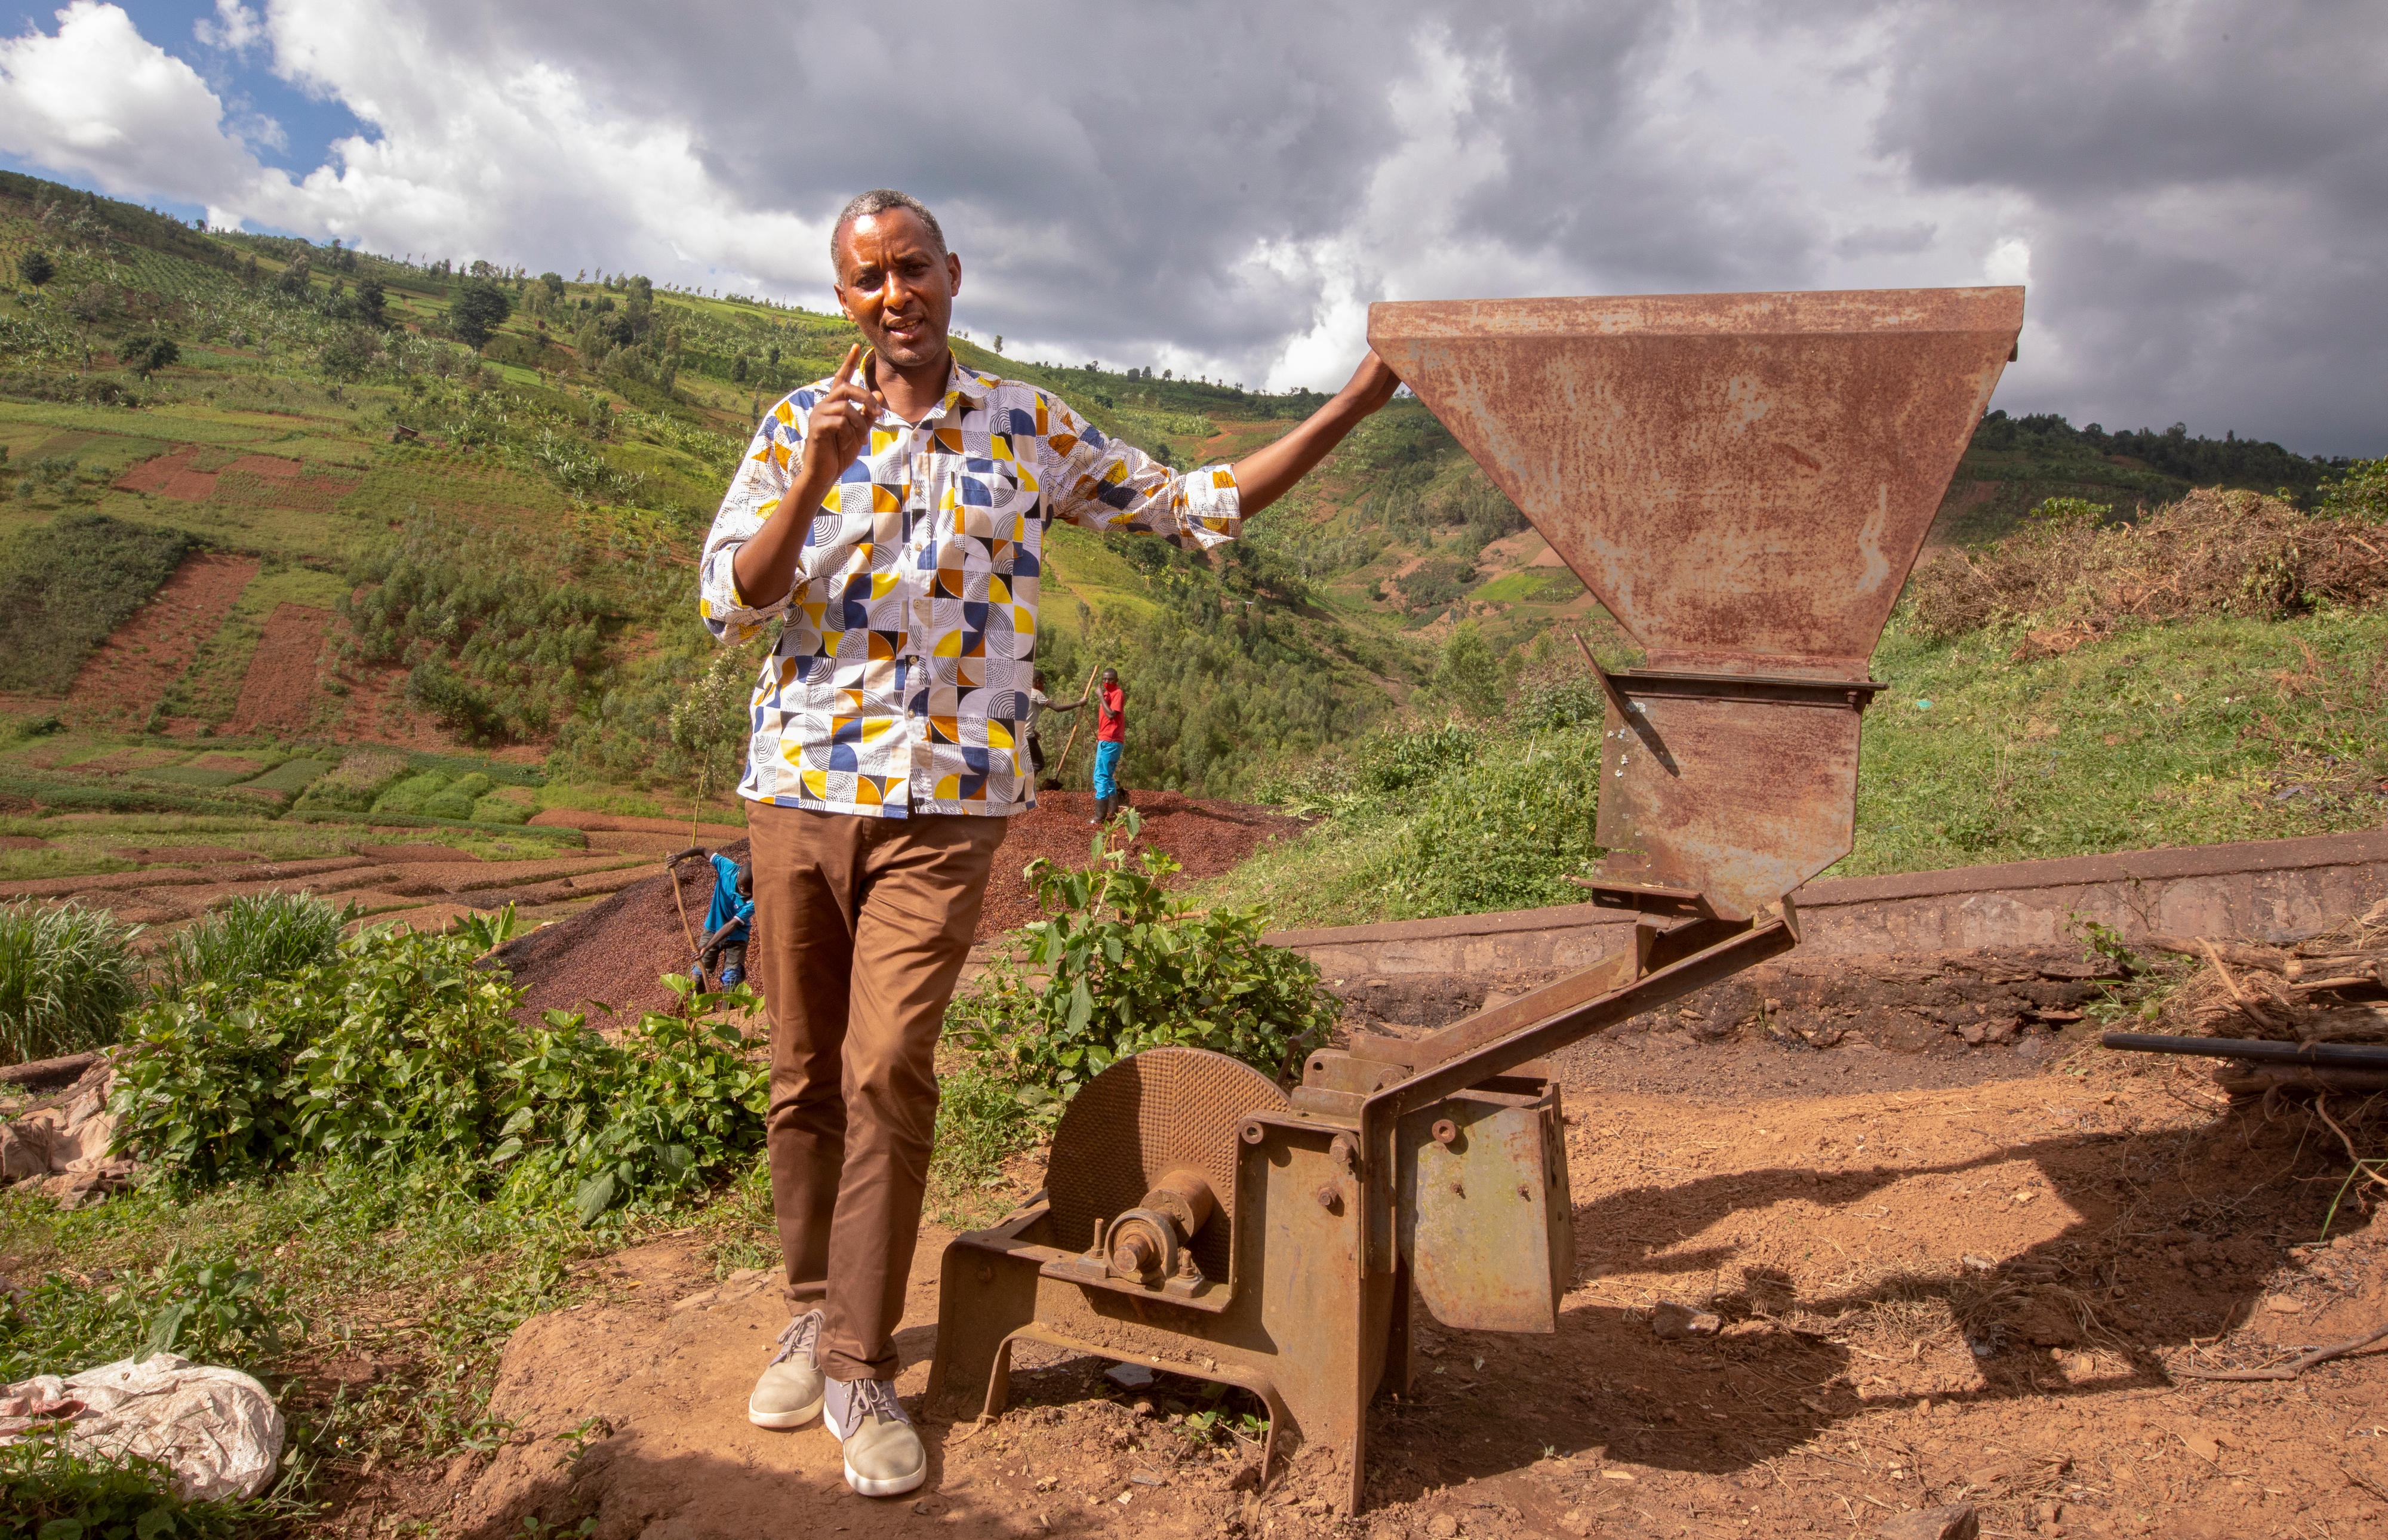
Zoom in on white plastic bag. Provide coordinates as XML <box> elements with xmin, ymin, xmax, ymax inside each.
<box><xmin>0</xmin><ymin>1353</ymin><xmax>284</xmax><ymax>1500</ymax></box>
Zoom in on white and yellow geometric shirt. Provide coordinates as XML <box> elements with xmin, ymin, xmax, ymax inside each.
<box><xmin>697</xmin><ymin>360</ymin><xmax>1241</xmax><ymax>818</ymax></box>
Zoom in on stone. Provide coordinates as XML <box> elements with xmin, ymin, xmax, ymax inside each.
<box><xmin>1424</xmin><ymin>1514</ymin><xmax>1459</xmax><ymax>1538</ymax></box>
<box><xmin>1873</xmin><ymin>1504</ymin><xmax>1978</xmax><ymax>1540</ymax></box>
<box><xmin>1651</xmin><ymin>1301</ymin><xmax>1721</xmax><ymax>1338</ymax></box>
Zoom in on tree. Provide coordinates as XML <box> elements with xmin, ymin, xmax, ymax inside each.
<box><xmin>273</xmin><ymin>251</ymin><xmax>312</xmax><ymax>297</ymax></box>
<box><xmin>120</xmin><ymin>335</ymin><xmax>179</xmax><ymax>380</ymax></box>
<box><xmin>18</xmin><ymin>249</ymin><xmax>53</xmax><ymax>287</ymax></box>
<box><xmin>450</xmin><ymin>278</ymin><xmax>513</xmax><ymax>347</ymax></box>
<box><xmin>355</xmin><ymin>275</ymin><xmax>386</xmax><ymax>328</ymax></box>
<box><xmin>1432</xmin><ymin>621</ymin><xmax>1502</xmax><ymax>721</ymax></box>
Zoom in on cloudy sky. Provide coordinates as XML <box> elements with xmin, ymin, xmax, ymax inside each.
<box><xmin>0</xmin><ymin>0</ymin><xmax>2378</xmax><ymax>454</ymax></box>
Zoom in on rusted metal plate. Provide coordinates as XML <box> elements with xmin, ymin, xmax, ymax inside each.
<box><xmin>1398</xmin><ymin>1088</ymin><xmax>1573</xmax><ymax>1332</ymax></box>
<box><xmin>1367</xmin><ymin>288</ymin><xmax>2023</xmax><ymax>678</ymax></box>
<box><xmin>1595</xmin><ymin>685</ymin><xmax>1863</xmax><ymax>921</ymax></box>
<box><xmin>1043</xmin><ymin>1046</ymin><xmax>1285</xmax><ymax>1286</ymax></box>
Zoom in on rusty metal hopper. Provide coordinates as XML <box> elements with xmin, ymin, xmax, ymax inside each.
<box><xmin>1369</xmin><ymin>288</ymin><xmax>2023</xmax><ymax>919</ymax></box>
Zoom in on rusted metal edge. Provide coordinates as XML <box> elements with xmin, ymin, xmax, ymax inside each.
<box><xmin>1368</xmin><ymin>286</ymin><xmax>2025</xmax><ymax>338</ymax></box>
<box><xmin>1607</xmin><ymin>670</ymin><xmax>1888</xmax><ymax>707</ymax></box>
<box><xmin>1365</xmin><ymin>918</ymin><xmax>1797</xmax><ymax>1121</ymax></box>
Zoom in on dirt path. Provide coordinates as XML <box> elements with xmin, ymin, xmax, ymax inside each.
<box><xmin>63</xmin><ymin>552</ymin><xmax>256</xmax><ymax>730</ymax></box>
<box><xmin>229</xmin><ymin>601</ymin><xmax>335</xmax><ymax>734</ymax></box>
<box><xmin>439</xmin><ymin>1038</ymin><xmax>2388</xmax><ymax>1540</ymax></box>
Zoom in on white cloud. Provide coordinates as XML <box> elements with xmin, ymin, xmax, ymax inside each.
<box><xmin>0</xmin><ymin>2</ymin><xmax>259</xmax><ymax>202</ymax></box>
<box><xmin>194</xmin><ymin>1</ymin><xmax>266</xmax><ymax>56</ymax></box>
<box><xmin>0</xmin><ymin>0</ymin><xmax>2376</xmax><ymax>451</ymax></box>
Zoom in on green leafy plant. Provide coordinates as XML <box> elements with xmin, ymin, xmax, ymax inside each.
<box><xmin>112</xmin><ymin>920</ymin><xmax>769</xmax><ymax>1221</ymax></box>
<box><xmin>115</xmin><ymin>1248</ymin><xmax>304</xmax><ymax>1364</ymax></box>
<box><xmin>1</xmin><ymin>900</ymin><xmax>143</xmax><ymax>1063</ymax></box>
<box><xmin>0</xmin><ymin>1434</ymin><xmax>269</xmax><ymax>1540</ymax></box>
<box><xmin>953</xmin><ymin>813</ymin><xmax>1336</xmax><ymax>1097</ymax></box>
<box><xmin>152</xmin><ymin>891</ymin><xmax>349</xmax><ymax>1003</ymax></box>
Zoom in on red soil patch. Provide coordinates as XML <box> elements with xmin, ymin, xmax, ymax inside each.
<box><xmin>108</xmin><ymin>846</ymin><xmax>263</xmax><ymax>864</ymax></box>
<box><xmin>187</xmin><ymin>752</ymin><xmax>265</xmax><ymax>773</ymax></box>
<box><xmin>528</xmin><ymin>810</ymin><xmax>745</xmax><ymax>838</ymax></box>
<box><xmin>349</xmin><ymin>844</ymin><xmax>481</xmax><ymax>864</ymax></box>
<box><xmin>0</xmin><ymin>835</ymin><xmax>50</xmax><ymax>850</ymax></box>
<box><xmin>63</xmin><ymin>553</ymin><xmax>257</xmax><ymax>729</ymax></box>
<box><xmin>217</xmin><ymin>460</ymin><xmax>360</xmax><ymax>512</ymax></box>
<box><xmin>228</xmin><ymin>602</ymin><xmax>334</xmax><ymax>734</ymax></box>
<box><xmin>494</xmin><ymin>847</ymin><xmax>737</xmax><ymax>1023</ymax></box>
<box><xmin>115</xmin><ymin>444</ymin><xmax>217</xmax><ymax>501</ymax></box>
<box><xmin>976</xmin><ymin>790</ymin><xmax>1308</xmax><ymax>938</ymax></box>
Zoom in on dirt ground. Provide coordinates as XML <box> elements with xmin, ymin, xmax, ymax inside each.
<box><xmin>404</xmin><ymin>1009</ymin><xmax>2388</xmax><ymax>1540</ymax></box>
<box><xmin>229</xmin><ymin>601</ymin><xmax>337</xmax><ymax>734</ymax></box>
<box><xmin>487</xmin><ymin>791</ymin><xmax>1308</xmax><ymax>1022</ymax></box>
<box><xmin>59</xmin><ymin>552</ymin><xmax>258</xmax><ymax>731</ymax></box>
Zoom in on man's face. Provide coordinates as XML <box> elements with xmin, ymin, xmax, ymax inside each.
<box><xmin>1102</xmin><ymin>670</ymin><xmax>1118</xmax><ymax>688</ymax></box>
<box><xmin>835</xmin><ymin>211</ymin><xmax>961</xmax><ymax>371</ymax></box>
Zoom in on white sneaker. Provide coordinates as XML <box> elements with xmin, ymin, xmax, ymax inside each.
<box><xmin>747</xmin><ymin>1311</ymin><xmax>824</xmax><ymax>1429</ymax></box>
<box><xmin>823</xmin><ymin>1375</ymin><xmax>926</xmax><ymax>1496</ymax></box>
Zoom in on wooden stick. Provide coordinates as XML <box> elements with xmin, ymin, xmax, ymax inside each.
<box><xmin>1047</xmin><ymin>664</ymin><xmax>1101</xmax><ymax>786</ymax></box>
<box><xmin>2201</xmin><ymin>937</ymin><xmax>2251</xmax><ymax>1003</ymax></box>
<box><xmin>2169</xmin><ymin>1322</ymin><xmax>2388</xmax><ymax>1381</ymax></box>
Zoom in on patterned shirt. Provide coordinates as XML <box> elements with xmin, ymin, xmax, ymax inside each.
<box><xmin>697</xmin><ymin>360</ymin><xmax>1241</xmax><ymax>818</ymax></box>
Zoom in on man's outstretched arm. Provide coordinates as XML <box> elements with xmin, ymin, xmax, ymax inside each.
<box><xmin>1226</xmin><ymin>351</ymin><xmax>1402</xmax><ymax>515</ymax></box>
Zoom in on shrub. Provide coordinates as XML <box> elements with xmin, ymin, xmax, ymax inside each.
<box><xmin>293</xmin><ymin>747</ymin><xmax>409</xmax><ymax>813</ymax></box>
<box><xmin>0</xmin><ymin>901</ymin><xmax>142</xmax><ymax>1064</ymax></box>
<box><xmin>1374</xmin><ymin>731</ymin><xmax>1607</xmax><ymax>914</ymax></box>
<box><xmin>953</xmin><ymin>814</ymin><xmax>1337</xmax><ymax>1097</ymax></box>
<box><xmin>0</xmin><ymin>513</ymin><xmax>193</xmax><ymax>693</ymax></box>
<box><xmin>112</xmin><ymin>920</ymin><xmax>770</xmax><ymax>1219</ymax></box>
<box><xmin>153</xmin><ymin>891</ymin><xmax>349</xmax><ymax>1003</ymax></box>
<box><xmin>1906</xmin><ymin>487</ymin><xmax>2388</xmax><ymax>645</ymax></box>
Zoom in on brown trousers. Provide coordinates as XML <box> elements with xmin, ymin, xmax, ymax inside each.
<box><xmin>746</xmin><ymin>802</ymin><xmax>1008</xmax><ymax>1382</ymax></box>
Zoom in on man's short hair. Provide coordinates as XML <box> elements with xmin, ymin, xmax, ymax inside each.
<box><xmin>832</xmin><ymin>189</ymin><xmax>947</xmax><ymax>275</ymax></box>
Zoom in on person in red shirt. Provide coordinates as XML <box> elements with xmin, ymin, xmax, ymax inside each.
<box><xmin>1090</xmin><ymin>667</ymin><xmax>1127</xmax><ymax>824</ymax></box>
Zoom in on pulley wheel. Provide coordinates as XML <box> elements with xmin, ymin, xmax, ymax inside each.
<box><xmin>1044</xmin><ymin>1047</ymin><xmax>1288</xmax><ymax>1285</ymax></box>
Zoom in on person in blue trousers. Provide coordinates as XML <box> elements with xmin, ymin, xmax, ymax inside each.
<box><xmin>1088</xmin><ymin>667</ymin><xmax>1127</xmax><ymax>826</ymax></box>
<box><xmin>670</xmin><ymin>846</ymin><xmax>753</xmax><ymax>985</ymax></box>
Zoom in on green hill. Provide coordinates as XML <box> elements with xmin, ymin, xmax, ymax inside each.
<box><xmin>0</xmin><ymin>169</ymin><xmax>2369</xmax><ymax>826</ymax></box>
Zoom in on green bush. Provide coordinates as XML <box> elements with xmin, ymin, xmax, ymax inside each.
<box><xmin>1376</xmin><ymin>731</ymin><xmax>1605</xmax><ymax>914</ymax></box>
<box><xmin>370</xmin><ymin>769</ymin><xmax>451</xmax><ymax>815</ymax></box>
<box><xmin>953</xmin><ymin>815</ymin><xmax>1336</xmax><ymax>1097</ymax></box>
<box><xmin>0</xmin><ymin>513</ymin><xmax>194</xmax><ymax>693</ymax></box>
<box><xmin>470</xmin><ymin>791</ymin><xmax>533</xmax><ymax>824</ymax></box>
<box><xmin>112</xmin><ymin>922</ymin><xmax>769</xmax><ymax>1220</ymax></box>
<box><xmin>293</xmin><ymin>747</ymin><xmax>409</xmax><ymax>813</ymax></box>
<box><xmin>152</xmin><ymin>891</ymin><xmax>349</xmax><ymax>1003</ymax></box>
<box><xmin>0</xmin><ymin>900</ymin><xmax>142</xmax><ymax>1064</ymax></box>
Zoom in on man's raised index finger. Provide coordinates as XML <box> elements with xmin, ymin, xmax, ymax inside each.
<box><xmin>830</xmin><ymin>343</ymin><xmax>860</xmax><ymax>385</ymax></box>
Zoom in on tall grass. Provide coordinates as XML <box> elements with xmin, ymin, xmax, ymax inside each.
<box><xmin>153</xmin><ymin>891</ymin><xmax>349</xmax><ymax>1002</ymax></box>
<box><xmin>0</xmin><ymin>901</ymin><xmax>143</xmax><ymax>1064</ymax></box>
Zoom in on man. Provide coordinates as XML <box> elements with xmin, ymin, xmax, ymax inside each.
<box><xmin>1026</xmin><ymin>667</ymin><xmax>1085</xmax><ymax>786</ymax></box>
<box><xmin>696</xmin><ymin>188</ymin><xmax>1398</xmax><ymax>1498</ymax></box>
<box><xmin>666</xmin><ymin>846</ymin><xmax>752</xmax><ymax>986</ymax></box>
<box><xmin>1090</xmin><ymin>666</ymin><xmax>1126</xmax><ymax>824</ymax></box>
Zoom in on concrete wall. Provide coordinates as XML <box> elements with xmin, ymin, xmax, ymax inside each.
<box><xmin>1261</xmin><ymin>830</ymin><xmax>2388</xmax><ymax>978</ymax></box>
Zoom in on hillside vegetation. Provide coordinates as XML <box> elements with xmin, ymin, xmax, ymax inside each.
<box><xmin>1198</xmin><ymin>482</ymin><xmax>2388</xmax><ymax>929</ymax></box>
<box><xmin>0</xmin><ymin>169</ymin><xmax>2373</xmax><ymax>886</ymax></box>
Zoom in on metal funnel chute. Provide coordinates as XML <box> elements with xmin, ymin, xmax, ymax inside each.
<box><xmin>1368</xmin><ymin>287</ymin><xmax>2023</xmax><ymax>918</ymax></box>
